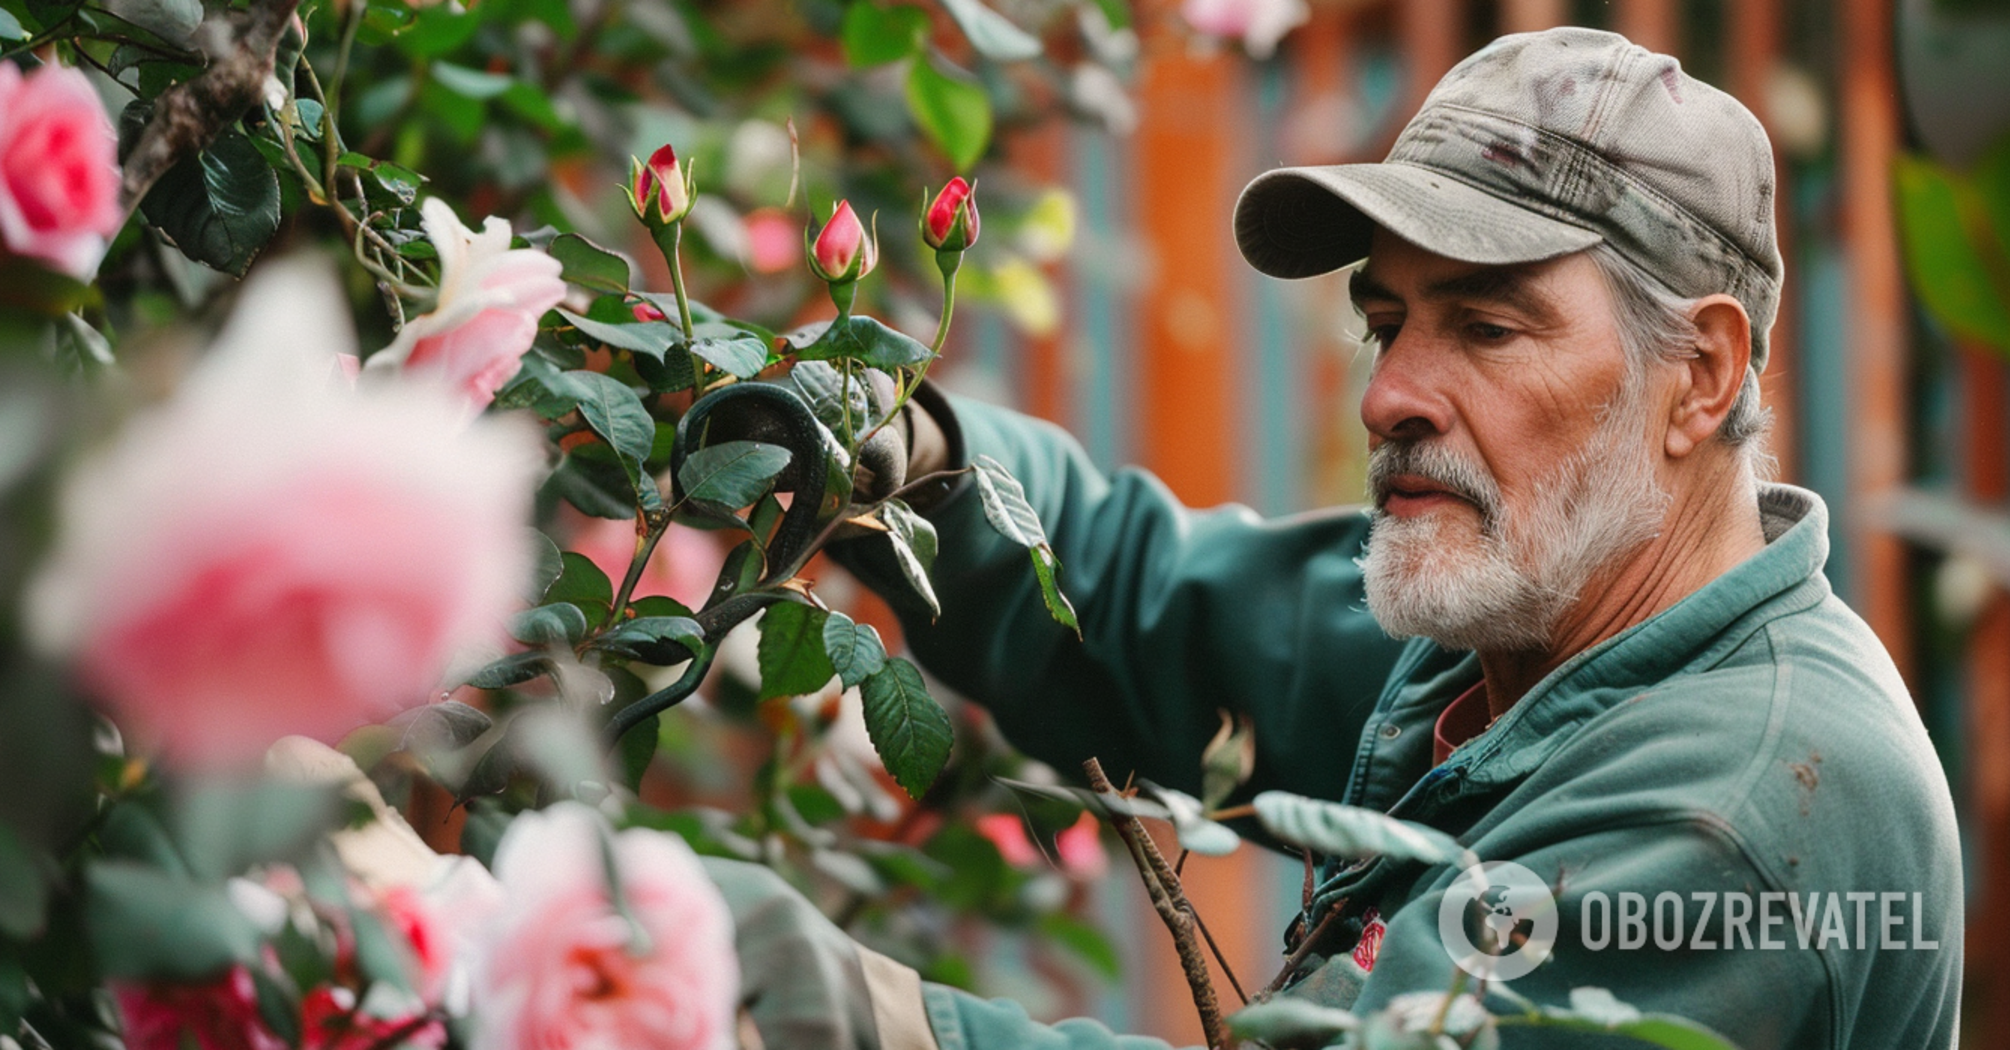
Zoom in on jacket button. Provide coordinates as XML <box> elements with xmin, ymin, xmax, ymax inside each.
<box><xmin>1378</xmin><ymin>723</ymin><xmax>1402</xmax><ymax>740</ymax></box>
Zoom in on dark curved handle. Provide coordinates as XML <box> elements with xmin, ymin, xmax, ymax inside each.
<box><xmin>669</xmin><ymin>381</ymin><xmax>840</xmax><ymax>586</ymax></box>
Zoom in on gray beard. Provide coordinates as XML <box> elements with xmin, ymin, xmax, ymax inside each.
<box><xmin>1359</xmin><ymin>393</ymin><xmax>1671</xmax><ymax>653</ymax></box>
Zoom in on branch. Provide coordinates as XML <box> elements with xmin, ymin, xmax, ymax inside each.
<box><xmin>1083</xmin><ymin>757</ymin><xmax>1227</xmax><ymax>1049</ymax></box>
<box><xmin>118</xmin><ymin>0</ymin><xmax>303</xmax><ymax>214</ymax></box>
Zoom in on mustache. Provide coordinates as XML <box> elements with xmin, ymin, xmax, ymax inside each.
<box><xmin>1367</xmin><ymin>441</ymin><xmax>1503</xmax><ymax>522</ymax></box>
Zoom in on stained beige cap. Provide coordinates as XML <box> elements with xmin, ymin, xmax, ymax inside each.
<box><xmin>1234</xmin><ymin>27</ymin><xmax>1783</xmax><ymax>367</ymax></box>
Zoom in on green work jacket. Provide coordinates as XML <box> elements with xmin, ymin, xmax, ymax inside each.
<box><xmin>841</xmin><ymin>396</ymin><xmax>1962</xmax><ymax>1050</ymax></box>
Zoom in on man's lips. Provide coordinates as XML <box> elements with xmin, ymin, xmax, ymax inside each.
<box><xmin>1377</xmin><ymin>474</ymin><xmax>1477</xmax><ymax>516</ymax></box>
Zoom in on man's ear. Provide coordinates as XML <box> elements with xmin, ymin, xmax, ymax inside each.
<box><xmin>1666</xmin><ymin>294</ymin><xmax>1751</xmax><ymax>459</ymax></box>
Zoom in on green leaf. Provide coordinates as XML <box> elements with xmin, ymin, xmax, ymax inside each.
<box><xmin>549</xmin><ymin>234</ymin><xmax>633</xmax><ymax>295</ymax></box>
<box><xmin>690</xmin><ymin>329</ymin><xmax>770</xmax><ymax>378</ymax></box>
<box><xmin>798</xmin><ymin>314</ymin><xmax>936</xmax><ymax>369</ymax></box>
<box><xmin>393</xmin><ymin>700</ymin><xmax>494</xmax><ymax>752</ymax></box>
<box><xmin>618</xmin><ymin>713</ymin><xmax>660</xmax><ymax>790</ymax></box>
<box><xmin>466</xmin><ymin>651</ymin><xmax>553</xmax><ymax>689</ymax></box>
<box><xmin>1040</xmin><ymin>913</ymin><xmax>1121</xmax><ymax>979</ymax></box>
<box><xmin>1251</xmin><ymin>791</ymin><xmax>1474</xmax><ymax>868</ymax></box>
<box><xmin>0</xmin><ymin>8</ymin><xmax>25</xmax><ymax>39</ymax></box>
<box><xmin>529</xmin><ymin>529</ymin><xmax>565</xmax><ymax>601</ymax></box>
<box><xmin>1226</xmin><ymin>999</ymin><xmax>1360</xmax><ymax>1046</ymax></box>
<box><xmin>432</xmin><ymin>61</ymin><xmax>515</xmax><ymax>98</ymax></box>
<box><xmin>139</xmin><ymin>128</ymin><xmax>282</xmax><ymax>276</ymax></box>
<box><xmin>1137</xmin><ymin>781</ymin><xmax>1240</xmax><ymax>856</ymax></box>
<box><xmin>842</xmin><ymin>1</ymin><xmax>929</xmax><ymax>65</ymax></box>
<box><xmin>1502</xmin><ymin>997</ymin><xmax>1742</xmax><ymax>1050</ymax></box>
<box><xmin>993</xmin><ymin>776</ymin><xmax>1174</xmax><ymax>822</ymax></box>
<box><xmin>174</xmin><ymin>781</ymin><xmax>341</xmax><ymax>881</ymax></box>
<box><xmin>880</xmin><ymin>498</ymin><xmax>941</xmax><ymax>618</ymax></box>
<box><xmin>547</xmin><ymin>443</ymin><xmax>640</xmax><ymax>520</ymax></box>
<box><xmin>103</xmin><ymin>0</ymin><xmax>200</xmax><ymax>43</ymax></box>
<box><xmin>567</xmin><ymin>371</ymin><xmax>662</xmax><ymax>510</ymax></box>
<box><xmin>905</xmin><ymin>55</ymin><xmax>993</xmax><ymax>172</ymax></box>
<box><xmin>397</xmin><ymin>2</ymin><xmax>482</xmax><ymax>57</ymax></box>
<box><xmin>85</xmin><ymin>862</ymin><xmax>260</xmax><ymax>980</ymax></box>
<box><xmin>757</xmin><ymin>602</ymin><xmax>836</xmax><ymax>699</ymax></box>
<box><xmin>1031</xmin><ymin>544</ymin><xmax>1079</xmax><ymax>636</ymax></box>
<box><xmin>547</xmin><ymin>551</ymin><xmax>615</xmax><ymax>613</ymax></box>
<box><xmin>860</xmin><ymin>657</ymin><xmax>952</xmax><ymax>799</ymax></box>
<box><xmin>823</xmin><ymin>610</ymin><xmax>888</xmax><ymax>689</ymax></box>
<box><xmin>791</xmin><ymin>360</ymin><xmax>873</xmax><ymax>433</ymax></box>
<box><xmin>935</xmin><ymin>0</ymin><xmax>1041</xmax><ymax>60</ymax></box>
<box><xmin>678</xmin><ymin>440</ymin><xmax>792</xmax><ymax>508</ymax></box>
<box><xmin>559</xmin><ymin>309</ymin><xmax>679</xmax><ymax>360</ymax></box>
<box><xmin>1200</xmin><ymin>710</ymin><xmax>1255</xmax><ymax>812</ymax></box>
<box><xmin>971</xmin><ymin>454</ymin><xmax>1047</xmax><ymax>547</ymax></box>
<box><xmin>566</xmin><ymin>371</ymin><xmax>657</xmax><ymax>464</ymax></box>
<box><xmin>1894</xmin><ymin>151</ymin><xmax>2010</xmax><ymax>353</ymax></box>
<box><xmin>0</xmin><ymin>824</ymin><xmax>47</xmax><ymax>940</ymax></box>
<box><xmin>591</xmin><ymin>616</ymin><xmax>705</xmax><ymax>663</ymax></box>
<box><xmin>510</xmin><ymin>602</ymin><xmax>590</xmax><ymax>646</ymax></box>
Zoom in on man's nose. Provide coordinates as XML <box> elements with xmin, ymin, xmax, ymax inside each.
<box><xmin>1359</xmin><ymin>335</ymin><xmax>1454</xmax><ymax>445</ymax></box>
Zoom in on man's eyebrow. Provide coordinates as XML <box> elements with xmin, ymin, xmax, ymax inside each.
<box><xmin>1422</xmin><ymin>267</ymin><xmax>1562</xmax><ymax>324</ymax></box>
<box><xmin>1348</xmin><ymin>264</ymin><xmax>1563</xmax><ymax>325</ymax></box>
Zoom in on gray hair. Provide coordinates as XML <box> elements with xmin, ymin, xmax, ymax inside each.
<box><xmin>1586</xmin><ymin>243</ymin><xmax>1774</xmax><ymax>476</ymax></box>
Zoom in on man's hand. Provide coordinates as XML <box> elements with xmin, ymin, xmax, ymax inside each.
<box><xmin>701</xmin><ymin>855</ymin><xmax>883</xmax><ymax>1050</ymax></box>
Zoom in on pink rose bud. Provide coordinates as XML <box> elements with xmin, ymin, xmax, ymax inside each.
<box><xmin>921</xmin><ymin>177</ymin><xmax>980</xmax><ymax>252</ymax></box>
<box><xmin>807</xmin><ymin>200</ymin><xmax>877</xmax><ymax>284</ymax></box>
<box><xmin>627</xmin><ymin>143</ymin><xmax>693</xmax><ymax>226</ymax></box>
<box><xmin>630</xmin><ymin>300</ymin><xmax>667</xmax><ymax>323</ymax></box>
<box><xmin>28</xmin><ymin>258</ymin><xmax>540</xmax><ymax>771</ymax></box>
<box><xmin>470</xmin><ymin>803</ymin><xmax>738</xmax><ymax>1050</ymax></box>
<box><xmin>0</xmin><ymin>62</ymin><xmax>123</xmax><ymax>279</ymax></box>
<box><xmin>365</xmin><ymin>199</ymin><xmax>568</xmax><ymax>410</ymax></box>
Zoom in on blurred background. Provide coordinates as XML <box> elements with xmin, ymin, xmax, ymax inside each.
<box><xmin>889</xmin><ymin>0</ymin><xmax>2010</xmax><ymax>1043</ymax></box>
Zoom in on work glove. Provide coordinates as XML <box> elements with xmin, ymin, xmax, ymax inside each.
<box><xmin>700</xmin><ymin>855</ymin><xmax>891</xmax><ymax>1050</ymax></box>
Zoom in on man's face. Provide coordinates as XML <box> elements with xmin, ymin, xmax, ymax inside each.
<box><xmin>1352</xmin><ymin>230</ymin><xmax>1670</xmax><ymax>652</ymax></box>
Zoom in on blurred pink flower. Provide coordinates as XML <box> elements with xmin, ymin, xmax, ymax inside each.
<box><xmin>299</xmin><ymin>986</ymin><xmax>446</xmax><ymax>1050</ymax></box>
<box><xmin>1054</xmin><ymin>812</ymin><xmax>1108</xmax><ymax>881</ymax></box>
<box><xmin>28</xmin><ymin>258</ymin><xmax>541</xmax><ymax>770</ymax></box>
<box><xmin>114</xmin><ymin>966</ymin><xmax>287</xmax><ymax>1050</ymax></box>
<box><xmin>0</xmin><ymin>62</ymin><xmax>121</xmax><ymax>279</ymax></box>
<box><xmin>1180</xmin><ymin>0</ymin><xmax>1307</xmax><ymax>58</ymax></box>
<box><xmin>366</xmin><ymin>199</ymin><xmax>567</xmax><ymax>409</ymax></box>
<box><xmin>742</xmin><ymin>208</ymin><xmax>799</xmax><ymax>274</ymax></box>
<box><xmin>470</xmin><ymin>802</ymin><xmax>738</xmax><ymax>1050</ymax></box>
<box><xmin>379</xmin><ymin>855</ymin><xmax>506</xmax><ymax>1012</ymax></box>
<box><xmin>975</xmin><ymin>813</ymin><xmax>1041</xmax><ymax>869</ymax></box>
<box><xmin>565</xmin><ymin>509</ymin><xmax>718</xmax><ymax>608</ymax></box>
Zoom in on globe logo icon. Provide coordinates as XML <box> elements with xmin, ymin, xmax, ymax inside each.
<box><xmin>1436</xmin><ymin>861</ymin><xmax>1559</xmax><ymax>981</ymax></box>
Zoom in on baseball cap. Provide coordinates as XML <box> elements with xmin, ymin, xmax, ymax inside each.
<box><xmin>1232</xmin><ymin>27</ymin><xmax>1783</xmax><ymax>367</ymax></box>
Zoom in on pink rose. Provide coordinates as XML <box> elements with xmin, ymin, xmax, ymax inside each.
<box><xmin>741</xmin><ymin>207</ymin><xmax>799</xmax><ymax>274</ymax></box>
<box><xmin>0</xmin><ymin>61</ymin><xmax>122</xmax><ymax>279</ymax></box>
<box><xmin>113</xmin><ymin>966</ymin><xmax>288</xmax><ymax>1050</ymax></box>
<box><xmin>367</xmin><ymin>199</ymin><xmax>567</xmax><ymax>409</ymax></box>
<box><xmin>28</xmin><ymin>258</ymin><xmax>540</xmax><ymax>770</ymax></box>
<box><xmin>379</xmin><ymin>855</ymin><xmax>506</xmax><ymax>1012</ymax></box>
<box><xmin>1053</xmin><ymin>812</ymin><xmax>1108</xmax><ymax>881</ymax></box>
<box><xmin>471</xmin><ymin>802</ymin><xmax>738</xmax><ymax>1050</ymax></box>
<box><xmin>975</xmin><ymin>813</ymin><xmax>1042</xmax><ymax>868</ymax></box>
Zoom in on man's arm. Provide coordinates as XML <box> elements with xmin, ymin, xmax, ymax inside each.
<box><xmin>835</xmin><ymin>391</ymin><xmax>1410</xmax><ymax>800</ymax></box>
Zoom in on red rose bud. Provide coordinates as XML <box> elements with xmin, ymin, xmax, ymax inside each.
<box><xmin>628</xmin><ymin>144</ymin><xmax>693</xmax><ymax>226</ymax></box>
<box><xmin>921</xmin><ymin>178</ymin><xmax>980</xmax><ymax>252</ymax></box>
<box><xmin>631</xmin><ymin>301</ymin><xmax>667</xmax><ymax>323</ymax></box>
<box><xmin>808</xmin><ymin>200</ymin><xmax>877</xmax><ymax>283</ymax></box>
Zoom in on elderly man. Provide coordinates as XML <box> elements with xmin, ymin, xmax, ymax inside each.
<box><xmin>716</xmin><ymin>26</ymin><xmax>1962</xmax><ymax>1050</ymax></box>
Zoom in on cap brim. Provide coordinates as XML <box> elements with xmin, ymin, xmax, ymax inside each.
<box><xmin>1233</xmin><ymin>163</ymin><xmax>1602</xmax><ymax>279</ymax></box>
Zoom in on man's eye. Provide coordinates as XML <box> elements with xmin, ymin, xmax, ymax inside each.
<box><xmin>1467</xmin><ymin>322</ymin><xmax>1513</xmax><ymax>341</ymax></box>
<box><xmin>1366</xmin><ymin>323</ymin><xmax>1401</xmax><ymax>348</ymax></box>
